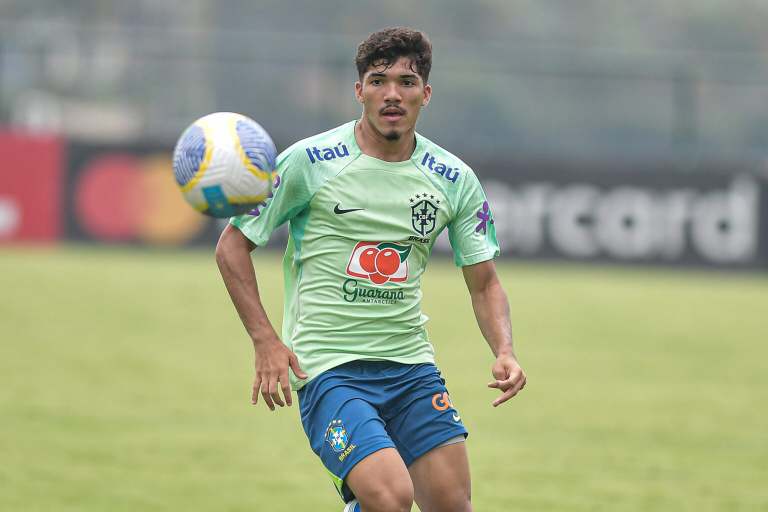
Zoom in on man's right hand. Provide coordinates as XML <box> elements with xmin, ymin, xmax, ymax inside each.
<box><xmin>216</xmin><ymin>225</ymin><xmax>309</xmax><ymax>411</ymax></box>
<box><xmin>252</xmin><ymin>337</ymin><xmax>308</xmax><ymax>411</ymax></box>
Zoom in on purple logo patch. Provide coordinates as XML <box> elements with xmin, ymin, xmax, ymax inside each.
<box><xmin>475</xmin><ymin>201</ymin><xmax>494</xmax><ymax>234</ymax></box>
<box><xmin>247</xmin><ymin>174</ymin><xmax>281</xmax><ymax>216</ymax></box>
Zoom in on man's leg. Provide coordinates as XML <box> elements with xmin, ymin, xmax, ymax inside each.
<box><xmin>408</xmin><ymin>442</ymin><xmax>472</xmax><ymax>512</ymax></box>
<box><xmin>345</xmin><ymin>447</ymin><xmax>414</xmax><ymax>512</ymax></box>
<box><xmin>377</xmin><ymin>362</ymin><xmax>471</xmax><ymax>512</ymax></box>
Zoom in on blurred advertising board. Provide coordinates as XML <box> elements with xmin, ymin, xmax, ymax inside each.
<box><xmin>0</xmin><ymin>130</ymin><xmax>65</xmax><ymax>243</ymax></box>
<box><xmin>64</xmin><ymin>144</ymin><xmax>218</xmax><ymax>246</ymax></box>
<box><xmin>441</xmin><ymin>158</ymin><xmax>768</xmax><ymax>270</ymax></box>
<box><xmin>62</xmin><ymin>143</ymin><xmax>768</xmax><ymax>270</ymax></box>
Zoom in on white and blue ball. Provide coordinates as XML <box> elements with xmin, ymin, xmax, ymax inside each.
<box><xmin>172</xmin><ymin>112</ymin><xmax>277</xmax><ymax>217</ymax></box>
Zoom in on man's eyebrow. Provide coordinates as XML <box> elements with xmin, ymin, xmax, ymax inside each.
<box><xmin>368</xmin><ymin>72</ymin><xmax>420</xmax><ymax>80</ymax></box>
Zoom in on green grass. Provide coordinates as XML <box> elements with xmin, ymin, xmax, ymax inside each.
<box><xmin>1</xmin><ymin>246</ymin><xmax>767</xmax><ymax>511</ymax></box>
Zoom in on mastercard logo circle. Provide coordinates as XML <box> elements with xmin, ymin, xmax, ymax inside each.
<box><xmin>75</xmin><ymin>153</ymin><xmax>208</xmax><ymax>244</ymax></box>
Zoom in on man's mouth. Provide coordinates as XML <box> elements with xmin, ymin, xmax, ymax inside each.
<box><xmin>381</xmin><ymin>106</ymin><xmax>405</xmax><ymax>121</ymax></box>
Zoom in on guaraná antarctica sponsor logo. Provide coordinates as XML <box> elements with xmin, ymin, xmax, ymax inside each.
<box><xmin>346</xmin><ymin>241</ymin><xmax>411</xmax><ymax>284</ymax></box>
<box><xmin>343</xmin><ymin>241</ymin><xmax>412</xmax><ymax>304</ymax></box>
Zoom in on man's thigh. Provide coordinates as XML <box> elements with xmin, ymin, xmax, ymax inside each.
<box><xmin>298</xmin><ymin>364</ymin><xmax>397</xmax><ymax>502</ymax></box>
<box><xmin>408</xmin><ymin>441</ymin><xmax>472</xmax><ymax>512</ymax></box>
<box><xmin>380</xmin><ymin>363</ymin><xmax>468</xmax><ymax>467</ymax></box>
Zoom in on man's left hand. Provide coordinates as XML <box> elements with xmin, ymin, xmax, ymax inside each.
<box><xmin>487</xmin><ymin>354</ymin><xmax>526</xmax><ymax>407</ymax></box>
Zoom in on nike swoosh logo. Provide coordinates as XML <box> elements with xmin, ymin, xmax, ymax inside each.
<box><xmin>334</xmin><ymin>203</ymin><xmax>365</xmax><ymax>214</ymax></box>
<box><xmin>452</xmin><ymin>413</ymin><xmax>461</xmax><ymax>422</ymax></box>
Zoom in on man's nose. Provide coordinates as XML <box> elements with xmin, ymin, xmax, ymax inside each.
<box><xmin>383</xmin><ymin>83</ymin><xmax>402</xmax><ymax>102</ymax></box>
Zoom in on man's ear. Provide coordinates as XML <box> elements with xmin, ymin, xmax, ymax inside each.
<box><xmin>355</xmin><ymin>82</ymin><xmax>364</xmax><ymax>104</ymax></box>
<box><xmin>422</xmin><ymin>84</ymin><xmax>432</xmax><ymax>107</ymax></box>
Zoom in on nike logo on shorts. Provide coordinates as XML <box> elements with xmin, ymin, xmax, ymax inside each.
<box><xmin>334</xmin><ymin>203</ymin><xmax>364</xmax><ymax>214</ymax></box>
<box><xmin>452</xmin><ymin>412</ymin><xmax>461</xmax><ymax>422</ymax></box>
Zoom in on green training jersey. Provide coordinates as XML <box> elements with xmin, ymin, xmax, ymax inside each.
<box><xmin>230</xmin><ymin>121</ymin><xmax>499</xmax><ymax>390</ymax></box>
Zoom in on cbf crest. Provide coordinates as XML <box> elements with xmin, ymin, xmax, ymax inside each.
<box><xmin>410</xmin><ymin>194</ymin><xmax>440</xmax><ymax>236</ymax></box>
<box><xmin>325</xmin><ymin>420</ymin><xmax>348</xmax><ymax>452</ymax></box>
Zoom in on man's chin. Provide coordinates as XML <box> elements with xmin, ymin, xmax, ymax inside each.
<box><xmin>383</xmin><ymin>130</ymin><xmax>402</xmax><ymax>141</ymax></box>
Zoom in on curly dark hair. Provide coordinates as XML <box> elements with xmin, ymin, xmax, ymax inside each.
<box><xmin>354</xmin><ymin>27</ymin><xmax>433</xmax><ymax>83</ymax></box>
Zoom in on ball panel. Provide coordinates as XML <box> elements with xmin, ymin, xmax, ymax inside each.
<box><xmin>172</xmin><ymin>125</ymin><xmax>207</xmax><ymax>187</ymax></box>
<box><xmin>234</xmin><ymin>118</ymin><xmax>277</xmax><ymax>181</ymax></box>
<box><xmin>183</xmin><ymin>121</ymin><xmax>217</xmax><ymax>194</ymax></box>
<box><xmin>201</xmin><ymin>185</ymin><xmax>237</xmax><ymax>217</ymax></box>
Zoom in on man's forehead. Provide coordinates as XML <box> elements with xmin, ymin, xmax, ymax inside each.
<box><xmin>366</xmin><ymin>57</ymin><xmax>420</xmax><ymax>77</ymax></box>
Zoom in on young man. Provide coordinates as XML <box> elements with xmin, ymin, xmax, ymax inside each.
<box><xmin>215</xmin><ymin>27</ymin><xmax>526</xmax><ymax>512</ymax></box>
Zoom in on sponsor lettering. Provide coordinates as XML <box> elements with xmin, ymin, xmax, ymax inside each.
<box><xmin>305</xmin><ymin>142</ymin><xmax>350</xmax><ymax>164</ymax></box>
<box><xmin>434</xmin><ymin>175</ymin><xmax>760</xmax><ymax>265</ymax></box>
<box><xmin>432</xmin><ymin>392</ymin><xmax>454</xmax><ymax>411</ymax></box>
<box><xmin>420</xmin><ymin>151</ymin><xmax>459</xmax><ymax>183</ymax></box>
<box><xmin>343</xmin><ymin>279</ymin><xmax>405</xmax><ymax>304</ymax></box>
<box><xmin>338</xmin><ymin>444</ymin><xmax>357</xmax><ymax>462</ymax></box>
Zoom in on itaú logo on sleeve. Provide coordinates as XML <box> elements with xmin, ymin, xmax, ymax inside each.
<box><xmin>346</xmin><ymin>242</ymin><xmax>412</xmax><ymax>285</ymax></box>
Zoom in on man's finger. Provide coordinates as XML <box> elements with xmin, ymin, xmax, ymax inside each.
<box><xmin>493</xmin><ymin>382</ymin><xmax>521</xmax><ymax>407</ymax></box>
<box><xmin>270</xmin><ymin>378</ymin><xmax>285</xmax><ymax>408</ymax></box>
<box><xmin>252</xmin><ymin>376</ymin><xmax>262</xmax><ymax>405</ymax></box>
<box><xmin>280</xmin><ymin>371</ymin><xmax>293</xmax><ymax>407</ymax></box>
<box><xmin>261</xmin><ymin>379</ymin><xmax>275</xmax><ymax>411</ymax></box>
<box><xmin>491</xmin><ymin>374</ymin><xmax>527</xmax><ymax>407</ymax></box>
<box><xmin>289</xmin><ymin>354</ymin><xmax>308</xmax><ymax>380</ymax></box>
<box><xmin>488</xmin><ymin>373</ymin><xmax>520</xmax><ymax>390</ymax></box>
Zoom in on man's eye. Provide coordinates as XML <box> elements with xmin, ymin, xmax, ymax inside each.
<box><xmin>371</xmin><ymin>79</ymin><xmax>382</xmax><ymax>85</ymax></box>
<box><xmin>403</xmin><ymin>80</ymin><xmax>414</xmax><ymax>86</ymax></box>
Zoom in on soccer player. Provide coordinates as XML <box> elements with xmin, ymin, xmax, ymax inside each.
<box><xmin>215</xmin><ymin>27</ymin><xmax>526</xmax><ymax>512</ymax></box>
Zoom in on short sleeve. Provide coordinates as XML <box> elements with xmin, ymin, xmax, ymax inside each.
<box><xmin>447</xmin><ymin>170</ymin><xmax>500</xmax><ymax>266</ymax></box>
<box><xmin>230</xmin><ymin>145</ymin><xmax>311</xmax><ymax>247</ymax></box>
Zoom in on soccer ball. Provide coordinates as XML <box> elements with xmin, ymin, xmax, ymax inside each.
<box><xmin>172</xmin><ymin>112</ymin><xmax>277</xmax><ymax>217</ymax></box>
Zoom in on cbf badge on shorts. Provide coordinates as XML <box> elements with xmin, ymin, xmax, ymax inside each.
<box><xmin>326</xmin><ymin>420</ymin><xmax>357</xmax><ymax>462</ymax></box>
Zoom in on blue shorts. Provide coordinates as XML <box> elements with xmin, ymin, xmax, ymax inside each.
<box><xmin>297</xmin><ymin>360</ymin><xmax>468</xmax><ymax>502</ymax></box>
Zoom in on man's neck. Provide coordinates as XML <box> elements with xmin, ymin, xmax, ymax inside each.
<box><xmin>354</xmin><ymin>119</ymin><xmax>416</xmax><ymax>162</ymax></box>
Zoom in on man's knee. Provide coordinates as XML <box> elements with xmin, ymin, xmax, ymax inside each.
<box><xmin>424</xmin><ymin>488</ymin><xmax>471</xmax><ymax>512</ymax></box>
<box><xmin>345</xmin><ymin>448</ymin><xmax>415</xmax><ymax>512</ymax></box>
<box><xmin>408</xmin><ymin>442</ymin><xmax>472</xmax><ymax>512</ymax></box>
<box><xmin>358</xmin><ymin>480</ymin><xmax>414</xmax><ymax>512</ymax></box>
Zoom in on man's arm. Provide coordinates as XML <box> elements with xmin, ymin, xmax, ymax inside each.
<box><xmin>215</xmin><ymin>223</ymin><xmax>307</xmax><ymax>411</ymax></box>
<box><xmin>462</xmin><ymin>259</ymin><xmax>526</xmax><ymax>407</ymax></box>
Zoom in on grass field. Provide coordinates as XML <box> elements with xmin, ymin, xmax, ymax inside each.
<box><xmin>1</xmin><ymin>246</ymin><xmax>767</xmax><ymax>512</ymax></box>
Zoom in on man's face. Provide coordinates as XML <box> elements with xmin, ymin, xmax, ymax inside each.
<box><xmin>355</xmin><ymin>57</ymin><xmax>431</xmax><ymax>142</ymax></box>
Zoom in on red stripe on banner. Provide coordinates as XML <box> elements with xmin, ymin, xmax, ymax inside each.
<box><xmin>0</xmin><ymin>129</ymin><xmax>65</xmax><ymax>243</ymax></box>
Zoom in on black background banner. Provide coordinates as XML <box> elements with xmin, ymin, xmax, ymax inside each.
<box><xmin>63</xmin><ymin>142</ymin><xmax>768</xmax><ymax>269</ymax></box>
<box><xmin>457</xmin><ymin>159</ymin><xmax>768</xmax><ymax>269</ymax></box>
